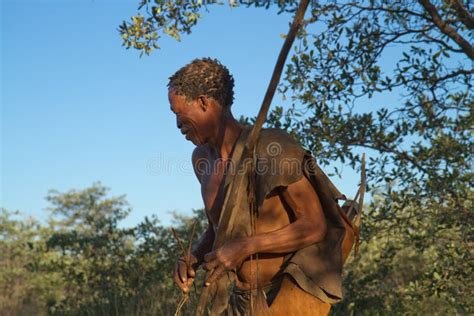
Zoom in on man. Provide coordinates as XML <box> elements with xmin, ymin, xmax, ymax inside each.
<box><xmin>169</xmin><ymin>58</ymin><xmax>347</xmax><ymax>315</ymax></box>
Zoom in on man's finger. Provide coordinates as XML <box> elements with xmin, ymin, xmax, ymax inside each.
<box><xmin>174</xmin><ymin>271</ymin><xmax>189</xmax><ymax>293</ymax></box>
<box><xmin>204</xmin><ymin>251</ymin><xmax>216</xmax><ymax>262</ymax></box>
<box><xmin>185</xmin><ymin>276</ymin><xmax>194</xmax><ymax>288</ymax></box>
<box><xmin>205</xmin><ymin>265</ymin><xmax>225</xmax><ymax>286</ymax></box>
<box><xmin>188</xmin><ymin>265</ymin><xmax>196</xmax><ymax>277</ymax></box>
<box><xmin>178</xmin><ymin>261</ymin><xmax>188</xmax><ymax>283</ymax></box>
<box><xmin>203</xmin><ymin>259</ymin><xmax>219</xmax><ymax>271</ymax></box>
<box><xmin>186</xmin><ymin>254</ymin><xmax>198</xmax><ymax>265</ymax></box>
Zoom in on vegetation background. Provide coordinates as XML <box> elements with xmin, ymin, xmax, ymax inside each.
<box><xmin>1</xmin><ymin>0</ymin><xmax>472</xmax><ymax>315</ymax></box>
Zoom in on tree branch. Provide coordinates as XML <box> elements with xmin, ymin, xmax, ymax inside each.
<box><xmin>421</xmin><ymin>33</ymin><xmax>465</xmax><ymax>52</ymax></box>
<box><xmin>449</xmin><ymin>0</ymin><xmax>474</xmax><ymax>30</ymax></box>
<box><xmin>347</xmin><ymin>140</ymin><xmax>432</xmax><ymax>176</ymax></box>
<box><xmin>418</xmin><ymin>0</ymin><xmax>474</xmax><ymax>59</ymax></box>
<box><xmin>432</xmin><ymin>68</ymin><xmax>474</xmax><ymax>84</ymax></box>
<box><xmin>350</xmin><ymin>3</ymin><xmax>429</xmax><ymax>21</ymax></box>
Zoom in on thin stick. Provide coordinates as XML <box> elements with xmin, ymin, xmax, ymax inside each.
<box><xmin>171</xmin><ymin>223</ymin><xmax>198</xmax><ymax>316</ymax></box>
<box><xmin>187</xmin><ymin>221</ymin><xmax>197</xmax><ymax>259</ymax></box>
<box><xmin>171</xmin><ymin>228</ymin><xmax>187</xmax><ymax>257</ymax></box>
<box><xmin>174</xmin><ymin>295</ymin><xmax>189</xmax><ymax>316</ymax></box>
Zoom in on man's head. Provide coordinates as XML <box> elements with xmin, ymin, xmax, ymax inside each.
<box><xmin>168</xmin><ymin>57</ymin><xmax>234</xmax><ymax>108</ymax></box>
<box><xmin>168</xmin><ymin>58</ymin><xmax>235</xmax><ymax>145</ymax></box>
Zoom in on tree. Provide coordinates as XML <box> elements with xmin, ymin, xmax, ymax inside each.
<box><xmin>0</xmin><ymin>209</ymin><xmax>63</xmax><ymax>315</ymax></box>
<box><xmin>1</xmin><ymin>183</ymin><xmax>209</xmax><ymax>315</ymax></box>
<box><xmin>45</xmin><ymin>182</ymin><xmax>207</xmax><ymax>315</ymax></box>
<box><xmin>332</xmin><ymin>191</ymin><xmax>473</xmax><ymax>314</ymax></box>
<box><xmin>120</xmin><ymin>1</ymin><xmax>473</xmax><ymax>313</ymax></box>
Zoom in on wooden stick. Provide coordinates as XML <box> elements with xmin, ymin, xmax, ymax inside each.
<box><xmin>354</xmin><ymin>154</ymin><xmax>366</xmax><ymax>228</ymax></box>
<box><xmin>171</xmin><ymin>221</ymin><xmax>198</xmax><ymax>273</ymax></box>
<box><xmin>171</xmin><ymin>222</ymin><xmax>198</xmax><ymax>316</ymax></box>
<box><xmin>171</xmin><ymin>228</ymin><xmax>189</xmax><ymax>264</ymax></box>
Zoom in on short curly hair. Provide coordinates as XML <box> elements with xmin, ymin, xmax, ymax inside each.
<box><xmin>168</xmin><ymin>58</ymin><xmax>235</xmax><ymax>108</ymax></box>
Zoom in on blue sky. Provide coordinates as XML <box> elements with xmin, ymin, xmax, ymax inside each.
<box><xmin>2</xmin><ymin>0</ymin><xmax>361</xmax><ymax>227</ymax></box>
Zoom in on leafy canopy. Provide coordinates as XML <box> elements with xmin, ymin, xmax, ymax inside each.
<box><xmin>119</xmin><ymin>0</ymin><xmax>472</xmax><ymax>206</ymax></box>
<box><xmin>120</xmin><ymin>0</ymin><xmax>473</xmax><ymax>313</ymax></box>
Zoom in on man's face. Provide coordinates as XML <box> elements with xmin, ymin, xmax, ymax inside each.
<box><xmin>168</xmin><ymin>89</ymin><xmax>214</xmax><ymax>146</ymax></box>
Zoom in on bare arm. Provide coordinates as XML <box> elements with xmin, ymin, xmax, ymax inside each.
<box><xmin>244</xmin><ymin>176</ymin><xmax>327</xmax><ymax>255</ymax></box>
<box><xmin>192</xmin><ymin>224</ymin><xmax>215</xmax><ymax>266</ymax></box>
<box><xmin>173</xmin><ymin>145</ymin><xmax>215</xmax><ymax>293</ymax></box>
<box><xmin>192</xmin><ymin>145</ymin><xmax>207</xmax><ymax>183</ymax></box>
<box><xmin>191</xmin><ymin>145</ymin><xmax>215</xmax><ymax>266</ymax></box>
<box><xmin>203</xmin><ymin>175</ymin><xmax>327</xmax><ymax>281</ymax></box>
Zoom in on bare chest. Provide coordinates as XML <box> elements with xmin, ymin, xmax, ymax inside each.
<box><xmin>200</xmin><ymin>159</ymin><xmax>228</xmax><ymax>225</ymax></box>
<box><xmin>200</xmin><ymin>162</ymin><xmax>291</xmax><ymax>231</ymax></box>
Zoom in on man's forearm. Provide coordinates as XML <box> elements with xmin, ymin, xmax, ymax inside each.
<box><xmin>192</xmin><ymin>226</ymin><xmax>215</xmax><ymax>266</ymax></box>
<box><xmin>243</xmin><ymin>217</ymin><xmax>326</xmax><ymax>257</ymax></box>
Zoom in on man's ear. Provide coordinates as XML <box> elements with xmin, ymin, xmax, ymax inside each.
<box><xmin>198</xmin><ymin>95</ymin><xmax>208</xmax><ymax>112</ymax></box>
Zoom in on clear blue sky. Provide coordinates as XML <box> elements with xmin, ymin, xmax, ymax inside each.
<box><xmin>2</xmin><ymin>0</ymin><xmax>361</xmax><ymax>227</ymax></box>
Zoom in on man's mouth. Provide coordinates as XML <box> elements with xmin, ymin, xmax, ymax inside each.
<box><xmin>181</xmin><ymin>128</ymin><xmax>192</xmax><ymax>141</ymax></box>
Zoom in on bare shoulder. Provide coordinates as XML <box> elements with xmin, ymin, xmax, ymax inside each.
<box><xmin>192</xmin><ymin>145</ymin><xmax>209</xmax><ymax>160</ymax></box>
<box><xmin>192</xmin><ymin>145</ymin><xmax>211</xmax><ymax>183</ymax></box>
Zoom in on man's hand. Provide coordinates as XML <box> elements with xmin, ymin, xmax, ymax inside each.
<box><xmin>202</xmin><ymin>238</ymin><xmax>249</xmax><ymax>286</ymax></box>
<box><xmin>173</xmin><ymin>254</ymin><xmax>198</xmax><ymax>293</ymax></box>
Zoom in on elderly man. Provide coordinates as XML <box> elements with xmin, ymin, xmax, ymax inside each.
<box><xmin>170</xmin><ymin>58</ymin><xmax>347</xmax><ymax>315</ymax></box>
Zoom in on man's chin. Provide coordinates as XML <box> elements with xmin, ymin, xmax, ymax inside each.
<box><xmin>191</xmin><ymin>139</ymin><xmax>204</xmax><ymax>146</ymax></box>
<box><xmin>186</xmin><ymin>134</ymin><xmax>201</xmax><ymax>146</ymax></box>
